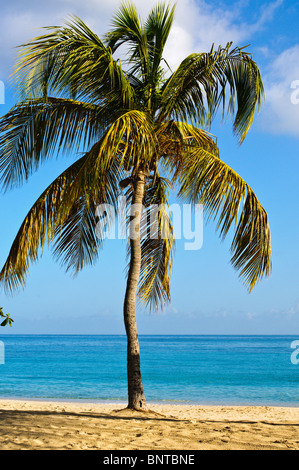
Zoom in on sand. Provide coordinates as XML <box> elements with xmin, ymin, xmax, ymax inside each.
<box><xmin>0</xmin><ymin>399</ymin><xmax>298</xmax><ymax>450</ymax></box>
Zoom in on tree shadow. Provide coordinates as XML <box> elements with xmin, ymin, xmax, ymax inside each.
<box><xmin>0</xmin><ymin>408</ymin><xmax>186</xmax><ymax>423</ymax></box>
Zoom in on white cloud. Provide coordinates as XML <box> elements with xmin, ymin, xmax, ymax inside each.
<box><xmin>164</xmin><ymin>0</ymin><xmax>283</xmax><ymax>70</ymax></box>
<box><xmin>0</xmin><ymin>0</ymin><xmax>284</xmax><ymax>77</ymax></box>
<box><xmin>287</xmin><ymin>300</ymin><xmax>299</xmax><ymax>317</ymax></box>
<box><xmin>247</xmin><ymin>0</ymin><xmax>283</xmax><ymax>34</ymax></box>
<box><xmin>259</xmin><ymin>45</ymin><xmax>299</xmax><ymax>137</ymax></box>
<box><xmin>267</xmin><ymin>300</ymin><xmax>299</xmax><ymax>319</ymax></box>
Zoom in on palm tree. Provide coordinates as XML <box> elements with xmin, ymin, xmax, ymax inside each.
<box><xmin>0</xmin><ymin>2</ymin><xmax>271</xmax><ymax>410</ymax></box>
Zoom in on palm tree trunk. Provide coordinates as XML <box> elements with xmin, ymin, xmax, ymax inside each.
<box><xmin>123</xmin><ymin>170</ymin><xmax>147</xmax><ymax>410</ymax></box>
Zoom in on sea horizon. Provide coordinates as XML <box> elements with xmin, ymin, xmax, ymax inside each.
<box><xmin>1</xmin><ymin>333</ymin><xmax>298</xmax><ymax>336</ymax></box>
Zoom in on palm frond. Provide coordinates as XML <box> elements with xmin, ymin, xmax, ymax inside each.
<box><xmin>157</xmin><ymin>120</ymin><xmax>220</xmax><ymax>176</ymax></box>
<box><xmin>145</xmin><ymin>2</ymin><xmax>176</xmax><ymax>81</ymax></box>
<box><xmin>105</xmin><ymin>2</ymin><xmax>175</xmax><ymax>109</ymax></box>
<box><xmin>0</xmin><ymin>139</ymin><xmax>122</xmax><ymax>292</ymax></box>
<box><xmin>53</xmin><ymin>146</ymin><xmax>123</xmax><ymax>274</ymax></box>
<box><xmin>52</xmin><ymin>199</ymin><xmax>101</xmax><ymax>275</ymax></box>
<box><xmin>174</xmin><ymin>148</ymin><xmax>272</xmax><ymax>291</ymax></box>
<box><xmin>12</xmin><ymin>16</ymin><xmax>135</xmax><ymax>107</ymax></box>
<box><xmin>0</xmin><ymin>156</ymin><xmax>87</xmax><ymax>292</ymax></box>
<box><xmin>96</xmin><ymin>109</ymin><xmax>157</xmax><ymax>172</ymax></box>
<box><xmin>0</xmin><ymin>97</ymin><xmax>104</xmax><ymax>190</ymax></box>
<box><xmin>105</xmin><ymin>2</ymin><xmax>149</xmax><ymax>82</ymax></box>
<box><xmin>158</xmin><ymin>43</ymin><xmax>264</xmax><ymax>142</ymax></box>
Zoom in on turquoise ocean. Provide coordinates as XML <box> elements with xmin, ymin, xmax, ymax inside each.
<box><xmin>0</xmin><ymin>335</ymin><xmax>298</xmax><ymax>406</ymax></box>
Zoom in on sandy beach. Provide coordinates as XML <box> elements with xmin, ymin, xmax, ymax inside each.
<box><xmin>0</xmin><ymin>399</ymin><xmax>298</xmax><ymax>450</ymax></box>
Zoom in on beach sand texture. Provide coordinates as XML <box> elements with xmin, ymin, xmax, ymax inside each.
<box><xmin>0</xmin><ymin>400</ymin><xmax>298</xmax><ymax>450</ymax></box>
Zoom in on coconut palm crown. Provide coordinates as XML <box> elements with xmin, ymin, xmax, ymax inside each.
<box><xmin>0</xmin><ymin>2</ymin><xmax>271</xmax><ymax>409</ymax></box>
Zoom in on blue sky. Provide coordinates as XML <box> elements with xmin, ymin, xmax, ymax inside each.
<box><xmin>0</xmin><ymin>0</ymin><xmax>298</xmax><ymax>335</ymax></box>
